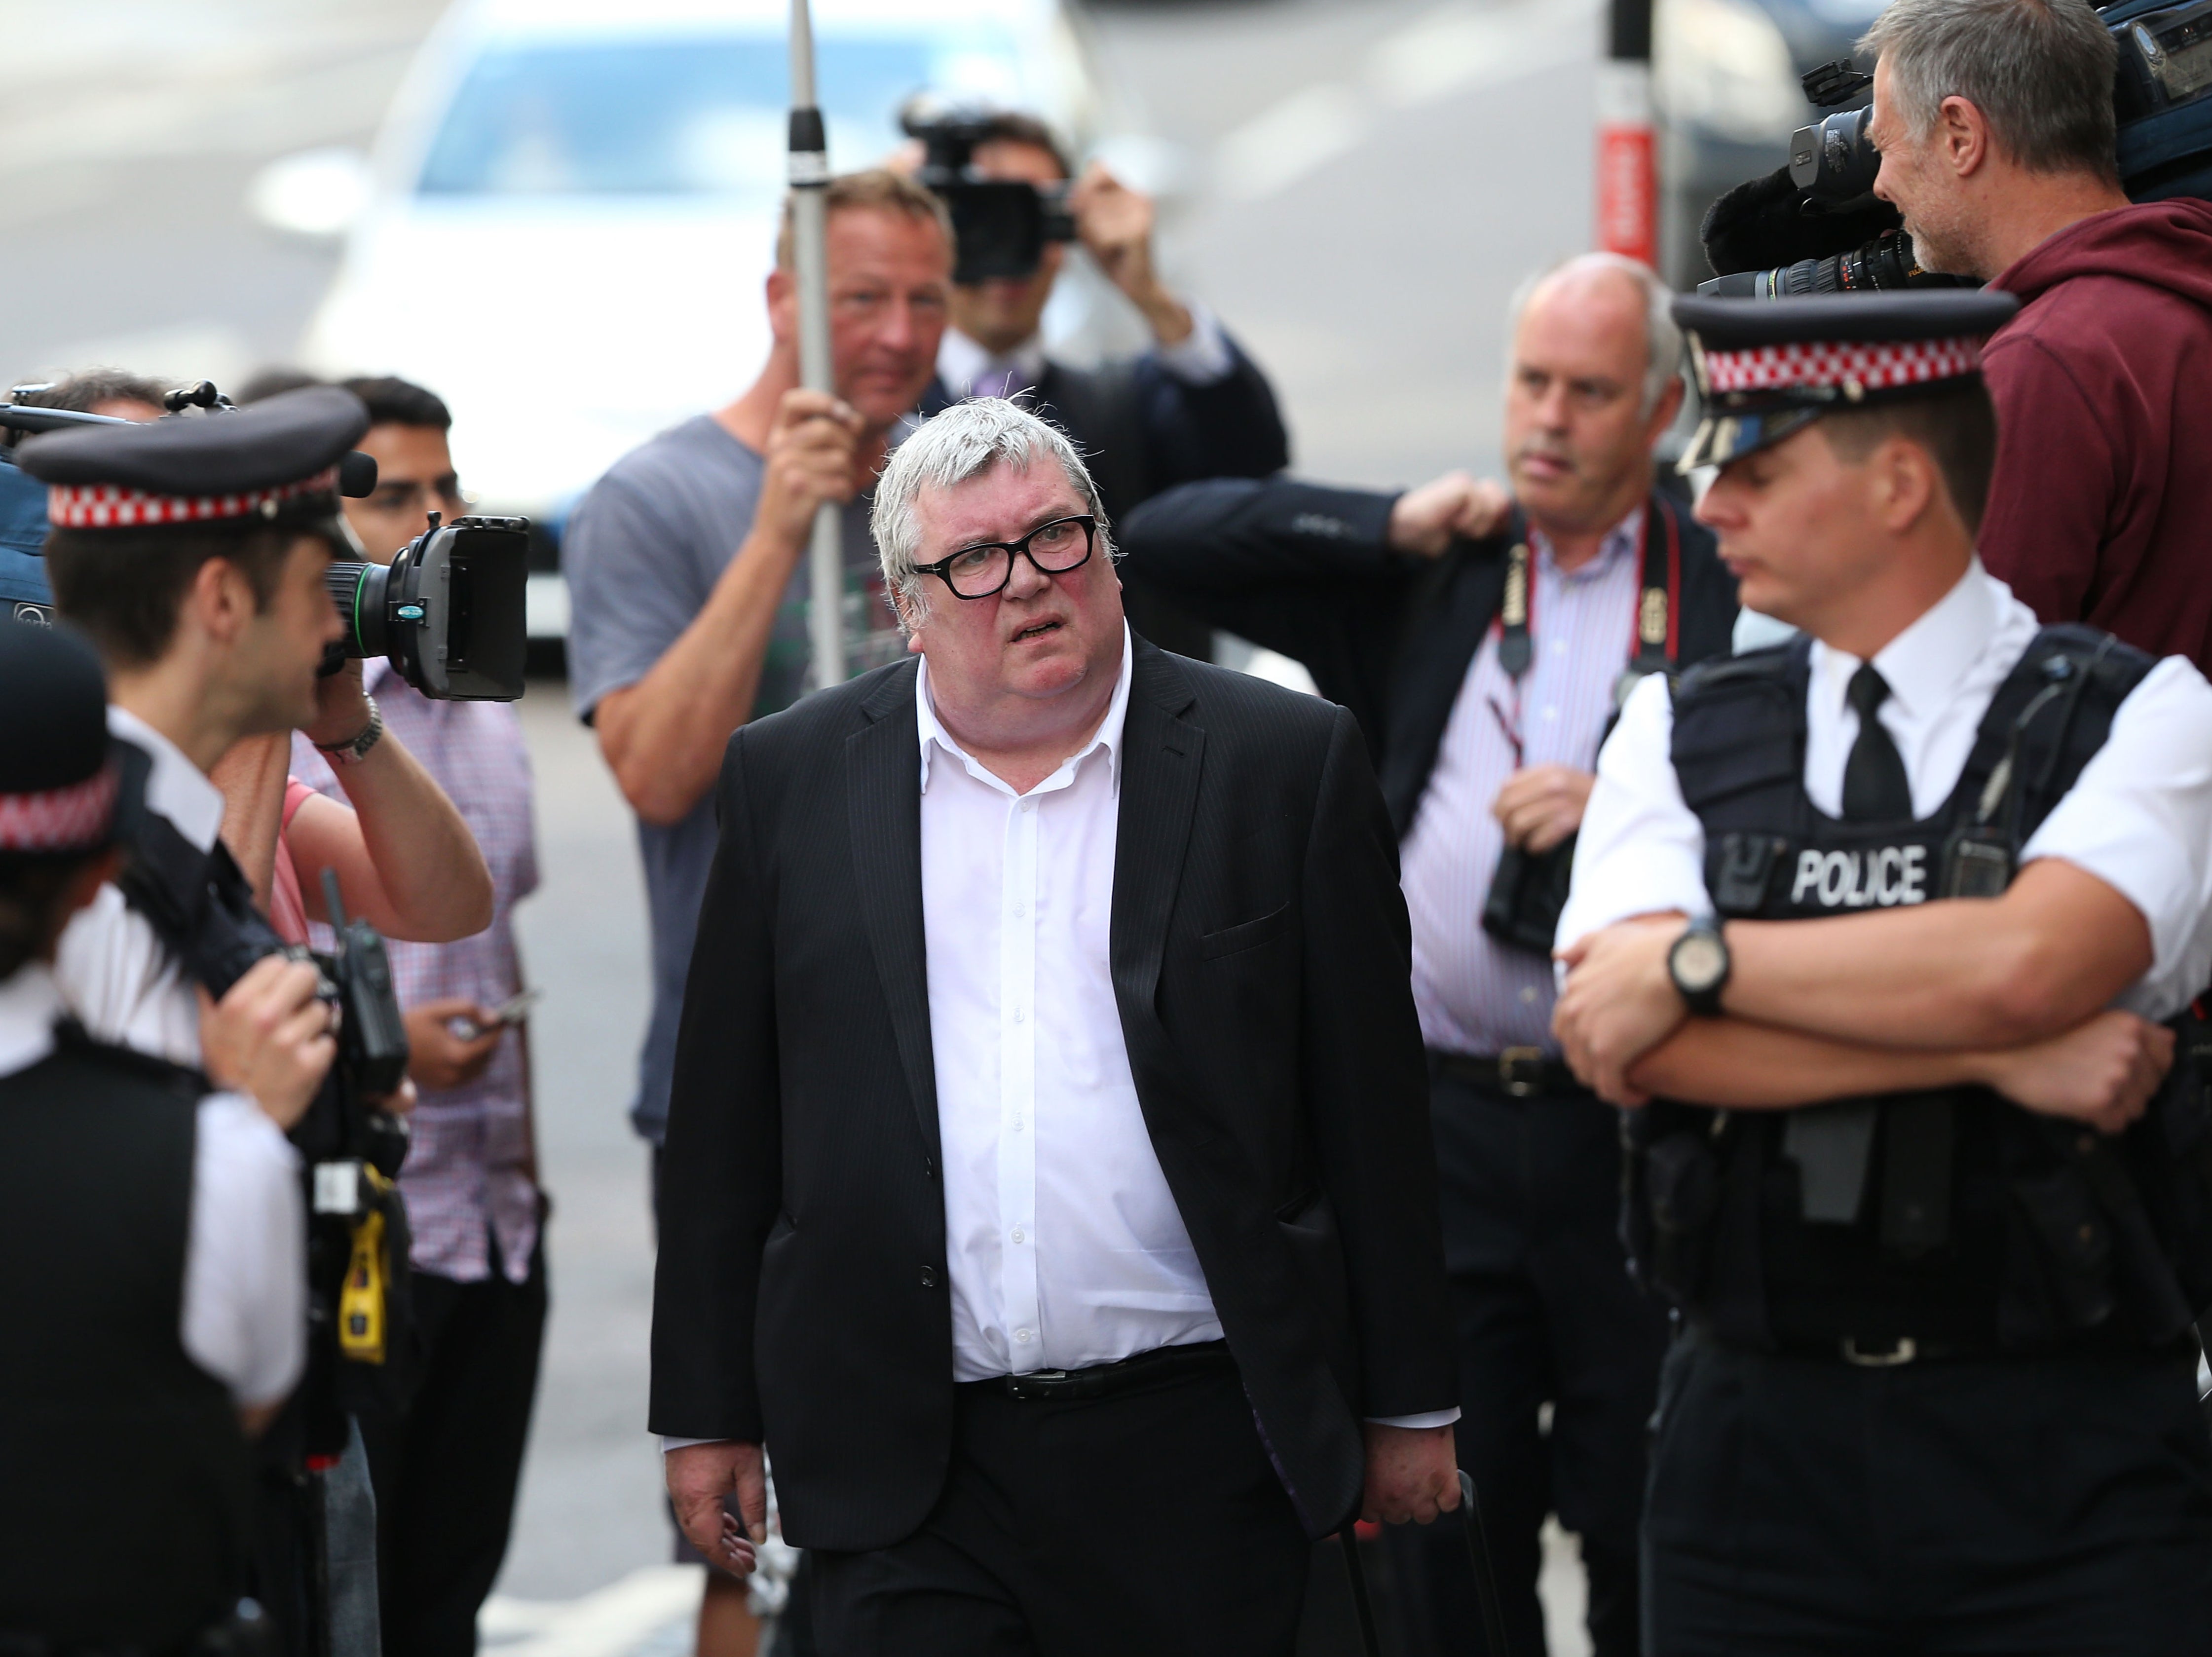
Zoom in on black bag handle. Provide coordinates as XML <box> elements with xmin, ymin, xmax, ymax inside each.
<box><xmin>1339</xmin><ymin>1470</ymin><xmax>1511</xmax><ymax>1657</ymax></box>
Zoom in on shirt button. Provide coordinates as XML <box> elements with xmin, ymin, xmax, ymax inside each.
<box><xmin>1014</xmin><ymin>1328</ymin><xmax>1033</xmax><ymax>1344</ymax></box>
<box><xmin>1020</xmin><ymin>799</ymin><xmax>1036</xmax><ymax>813</ymax></box>
<box><xmin>919</xmin><ymin>1267</ymin><xmax>938</xmax><ymax>1288</ymax></box>
<box><xmin>1520</xmin><ymin>985</ymin><xmax>1538</xmax><ymax>1004</ymax></box>
<box><xmin>1013</xmin><ymin>1008</ymin><xmax>1027</xmax><ymax>1024</ymax></box>
<box><xmin>1012</xmin><ymin>902</ymin><xmax>1026</xmax><ymax>917</ymax></box>
<box><xmin>1011</xmin><ymin>1228</ymin><xmax>1026</xmax><ymax>1243</ymax></box>
<box><xmin>1012</xmin><ymin>1116</ymin><xmax>1024</xmax><ymax>1131</ymax></box>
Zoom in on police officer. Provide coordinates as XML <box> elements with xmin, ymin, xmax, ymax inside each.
<box><xmin>1554</xmin><ymin>290</ymin><xmax>2212</xmax><ymax>1652</ymax></box>
<box><xmin>0</xmin><ymin>620</ymin><xmax>335</xmax><ymax>1652</ymax></box>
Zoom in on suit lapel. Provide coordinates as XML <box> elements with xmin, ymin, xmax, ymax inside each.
<box><xmin>1111</xmin><ymin>642</ymin><xmax>1205</xmax><ymax>1023</ymax></box>
<box><xmin>1379</xmin><ymin>538</ymin><xmax>1510</xmax><ymax>836</ymax></box>
<box><xmin>845</xmin><ymin>660</ymin><xmax>941</xmax><ymax>1165</ymax></box>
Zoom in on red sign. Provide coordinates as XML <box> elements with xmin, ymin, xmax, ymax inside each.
<box><xmin>1597</xmin><ymin>121</ymin><xmax>1657</xmax><ymax>267</ymax></box>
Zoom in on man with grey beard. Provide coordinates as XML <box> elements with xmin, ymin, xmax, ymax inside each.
<box><xmin>1120</xmin><ymin>254</ymin><xmax>1738</xmax><ymax>1657</ymax></box>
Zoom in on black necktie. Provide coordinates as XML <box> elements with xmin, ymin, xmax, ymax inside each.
<box><xmin>1842</xmin><ymin>664</ymin><xmax>1914</xmax><ymax>821</ymax></box>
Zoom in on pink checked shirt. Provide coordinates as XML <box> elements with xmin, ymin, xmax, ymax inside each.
<box><xmin>292</xmin><ymin>660</ymin><xmax>541</xmax><ymax>1284</ymax></box>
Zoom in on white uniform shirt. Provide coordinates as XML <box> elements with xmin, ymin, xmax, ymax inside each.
<box><xmin>54</xmin><ymin>707</ymin><xmax>222</xmax><ymax>1068</ymax></box>
<box><xmin>1560</xmin><ymin>562</ymin><xmax>2212</xmax><ymax>1020</ymax></box>
<box><xmin>0</xmin><ymin>964</ymin><xmax>304</xmax><ymax>1407</ymax></box>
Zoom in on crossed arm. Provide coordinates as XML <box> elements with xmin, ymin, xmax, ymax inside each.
<box><xmin>1553</xmin><ymin>858</ymin><xmax>2173</xmax><ymax>1134</ymax></box>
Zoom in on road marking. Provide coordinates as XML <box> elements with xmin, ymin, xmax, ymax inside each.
<box><xmin>480</xmin><ymin>1565</ymin><xmax>703</xmax><ymax>1657</ymax></box>
<box><xmin>1212</xmin><ymin>0</ymin><xmax>1602</xmax><ymax>202</ymax></box>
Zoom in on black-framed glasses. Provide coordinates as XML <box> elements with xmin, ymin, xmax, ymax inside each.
<box><xmin>913</xmin><ymin>515</ymin><xmax>1097</xmax><ymax>600</ymax></box>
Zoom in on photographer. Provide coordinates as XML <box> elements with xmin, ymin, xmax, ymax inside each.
<box><xmin>1119</xmin><ymin>254</ymin><xmax>1737</xmax><ymax>1657</ymax></box>
<box><xmin>0</xmin><ymin>620</ymin><xmax>334</xmax><ymax>1653</ymax></box>
<box><xmin>0</xmin><ymin>372</ymin><xmax>167</xmax><ymax>621</ymax></box>
<box><xmin>1859</xmin><ymin>0</ymin><xmax>2212</xmax><ymax>667</ymax></box>
<box><xmin>285</xmin><ymin>373</ymin><xmax>546</xmax><ymax>1657</ymax></box>
<box><xmin>914</xmin><ymin>111</ymin><xmax>1291</xmax><ymax>659</ymax></box>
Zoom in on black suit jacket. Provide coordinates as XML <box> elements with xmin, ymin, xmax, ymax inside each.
<box><xmin>920</xmin><ymin>334</ymin><xmax>1292</xmax><ymax>658</ymax></box>
<box><xmin>649</xmin><ymin>640</ymin><xmax>1455</xmax><ymax>1550</ymax></box>
<box><xmin>1117</xmin><ymin>477</ymin><xmax>1741</xmax><ymax>836</ymax></box>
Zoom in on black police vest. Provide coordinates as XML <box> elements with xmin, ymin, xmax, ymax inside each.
<box><xmin>0</xmin><ymin>1027</ymin><xmax>256</xmax><ymax>1649</ymax></box>
<box><xmin>1627</xmin><ymin>624</ymin><xmax>2212</xmax><ymax>1353</ymax></box>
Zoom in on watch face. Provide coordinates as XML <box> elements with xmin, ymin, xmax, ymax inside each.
<box><xmin>1673</xmin><ymin>931</ymin><xmax>1727</xmax><ymax>993</ymax></box>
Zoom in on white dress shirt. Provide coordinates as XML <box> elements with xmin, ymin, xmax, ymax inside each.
<box><xmin>936</xmin><ymin>302</ymin><xmax>1237</xmax><ymax>403</ymax></box>
<box><xmin>53</xmin><ymin>706</ymin><xmax>222</xmax><ymax>1068</ymax></box>
<box><xmin>0</xmin><ymin>964</ymin><xmax>304</xmax><ymax>1407</ymax></box>
<box><xmin>1561</xmin><ymin>562</ymin><xmax>2212</xmax><ymax>1020</ymax></box>
<box><xmin>1400</xmin><ymin>509</ymin><xmax>1644</xmax><ymax>1054</ymax></box>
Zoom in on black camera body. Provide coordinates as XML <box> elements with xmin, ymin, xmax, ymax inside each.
<box><xmin>902</xmin><ymin>103</ymin><xmax>1076</xmax><ymax>284</ymax></box>
<box><xmin>323</xmin><ymin>512</ymin><xmax>529</xmax><ymax>701</ymax></box>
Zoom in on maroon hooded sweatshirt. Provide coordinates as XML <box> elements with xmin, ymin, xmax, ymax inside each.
<box><xmin>1978</xmin><ymin>197</ymin><xmax>2212</xmax><ymax>670</ymax></box>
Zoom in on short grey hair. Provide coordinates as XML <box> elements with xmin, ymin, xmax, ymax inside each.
<box><xmin>1861</xmin><ymin>0</ymin><xmax>2117</xmax><ymax>179</ymax></box>
<box><xmin>871</xmin><ymin>398</ymin><xmax>1111</xmax><ymax>624</ymax></box>
<box><xmin>1507</xmin><ymin>253</ymin><xmax>1683</xmax><ymax>416</ymax></box>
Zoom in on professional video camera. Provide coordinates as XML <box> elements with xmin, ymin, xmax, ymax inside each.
<box><xmin>1699</xmin><ymin>0</ymin><xmax>2212</xmax><ymax>298</ymax></box>
<box><xmin>902</xmin><ymin>98</ymin><xmax>1076</xmax><ymax>284</ymax></box>
<box><xmin>0</xmin><ymin>384</ymin><xmax>529</xmax><ymax>701</ymax></box>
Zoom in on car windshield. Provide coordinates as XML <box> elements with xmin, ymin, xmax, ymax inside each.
<box><xmin>417</xmin><ymin>32</ymin><xmax>1025</xmax><ymax>195</ymax></box>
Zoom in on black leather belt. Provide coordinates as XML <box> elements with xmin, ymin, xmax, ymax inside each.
<box><xmin>975</xmin><ymin>1339</ymin><xmax>1234</xmax><ymax>1403</ymax></box>
<box><xmin>1430</xmin><ymin>1047</ymin><xmax>1581</xmax><ymax>1098</ymax></box>
<box><xmin>1767</xmin><ymin>1332</ymin><xmax>2002</xmax><ymax>1367</ymax></box>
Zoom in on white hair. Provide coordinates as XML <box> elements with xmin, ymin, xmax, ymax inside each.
<box><xmin>871</xmin><ymin>398</ymin><xmax>1111</xmax><ymax>629</ymax></box>
<box><xmin>1506</xmin><ymin>252</ymin><xmax>1684</xmax><ymax>416</ymax></box>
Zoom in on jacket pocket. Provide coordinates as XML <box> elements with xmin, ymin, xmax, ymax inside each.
<box><xmin>1200</xmin><ymin>901</ymin><xmax>1290</xmax><ymax>960</ymax></box>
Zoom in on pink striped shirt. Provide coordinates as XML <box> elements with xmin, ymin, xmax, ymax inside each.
<box><xmin>1399</xmin><ymin>509</ymin><xmax>1644</xmax><ymax>1055</ymax></box>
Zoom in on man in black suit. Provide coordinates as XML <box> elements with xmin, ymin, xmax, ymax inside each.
<box><xmin>915</xmin><ymin>111</ymin><xmax>1290</xmax><ymax>659</ymax></box>
<box><xmin>651</xmin><ymin>396</ymin><xmax>1461</xmax><ymax>1655</ymax></box>
<box><xmin>1118</xmin><ymin>255</ymin><xmax>1739</xmax><ymax>1657</ymax></box>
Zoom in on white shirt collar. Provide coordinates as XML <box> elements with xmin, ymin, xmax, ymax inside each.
<box><xmin>915</xmin><ymin>624</ymin><xmax>1135</xmax><ymax>797</ymax></box>
<box><xmin>938</xmin><ymin>328</ymin><xmax>1049</xmax><ymax>401</ymax></box>
<box><xmin>107</xmin><ymin>704</ymin><xmax>224</xmax><ymax>853</ymax></box>
<box><xmin>1527</xmin><ymin>503</ymin><xmax>1644</xmax><ymax>581</ymax></box>
<box><xmin>1811</xmin><ymin>559</ymin><xmax>1997</xmax><ymax>722</ymax></box>
<box><xmin>0</xmin><ymin>963</ymin><xmax>64</xmax><ymax>1078</ymax></box>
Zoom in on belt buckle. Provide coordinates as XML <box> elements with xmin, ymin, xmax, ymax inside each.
<box><xmin>1499</xmin><ymin>1046</ymin><xmax>1546</xmax><ymax>1097</ymax></box>
<box><xmin>1841</xmin><ymin>1336</ymin><xmax>1917</xmax><ymax>1367</ymax></box>
<box><xmin>1006</xmin><ymin>1370</ymin><xmax>1069</xmax><ymax>1401</ymax></box>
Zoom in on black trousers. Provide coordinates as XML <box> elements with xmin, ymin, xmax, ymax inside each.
<box><xmin>1646</xmin><ymin>1330</ymin><xmax>2212</xmax><ymax>1655</ymax></box>
<box><xmin>808</xmin><ymin>1346</ymin><xmax>1311</xmax><ymax>1657</ymax></box>
<box><xmin>353</xmin><ymin>1245</ymin><xmax>549</xmax><ymax>1657</ymax></box>
<box><xmin>1387</xmin><ymin>1068</ymin><xmax>1665</xmax><ymax>1657</ymax></box>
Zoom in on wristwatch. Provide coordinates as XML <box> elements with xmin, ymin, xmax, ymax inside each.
<box><xmin>315</xmin><ymin>696</ymin><xmax>384</xmax><ymax>767</ymax></box>
<box><xmin>1668</xmin><ymin>916</ymin><xmax>1731</xmax><ymax>1017</ymax></box>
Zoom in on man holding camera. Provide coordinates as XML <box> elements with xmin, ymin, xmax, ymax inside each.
<box><xmin>283</xmin><ymin>373</ymin><xmax>547</xmax><ymax>1657</ymax></box>
<box><xmin>1119</xmin><ymin>255</ymin><xmax>1738</xmax><ymax>1657</ymax></box>
<box><xmin>1555</xmin><ymin>289</ymin><xmax>2212</xmax><ymax>1653</ymax></box>
<box><xmin>915</xmin><ymin>112</ymin><xmax>1290</xmax><ymax>661</ymax></box>
<box><xmin>0</xmin><ymin>620</ymin><xmax>335</xmax><ymax>1654</ymax></box>
<box><xmin>1860</xmin><ymin>0</ymin><xmax>2212</xmax><ymax>671</ymax></box>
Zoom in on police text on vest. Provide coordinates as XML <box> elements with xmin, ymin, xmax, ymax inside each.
<box><xmin>1790</xmin><ymin>846</ymin><xmax>1928</xmax><ymax>909</ymax></box>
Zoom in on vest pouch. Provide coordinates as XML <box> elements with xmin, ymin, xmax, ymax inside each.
<box><xmin>2152</xmin><ymin>1020</ymin><xmax>2212</xmax><ymax>1316</ymax></box>
<box><xmin>1641</xmin><ymin>1124</ymin><xmax>1723</xmax><ymax>1305</ymax></box>
<box><xmin>1941</xmin><ymin>826</ymin><xmax>2014</xmax><ymax>899</ymax></box>
<box><xmin>1482</xmin><ymin>835</ymin><xmax>1577</xmax><ymax>956</ymax></box>
<box><xmin>2009</xmin><ymin>1162</ymin><xmax>2116</xmax><ymax>1333</ymax></box>
<box><xmin>1711</xmin><ymin>833</ymin><xmax>1791</xmax><ymax>916</ymax></box>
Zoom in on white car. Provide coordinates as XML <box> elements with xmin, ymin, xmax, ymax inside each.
<box><xmin>275</xmin><ymin>0</ymin><xmax>1106</xmax><ymax>638</ymax></box>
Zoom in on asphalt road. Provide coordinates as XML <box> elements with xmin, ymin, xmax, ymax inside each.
<box><xmin>2</xmin><ymin>0</ymin><xmax>1601</xmax><ymax>1647</ymax></box>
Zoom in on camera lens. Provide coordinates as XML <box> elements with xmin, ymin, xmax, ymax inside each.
<box><xmin>323</xmin><ymin>560</ymin><xmax>393</xmax><ymax>659</ymax></box>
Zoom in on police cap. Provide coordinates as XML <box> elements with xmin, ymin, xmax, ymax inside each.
<box><xmin>1673</xmin><ymin>290</ymin><xmax>2021</xmax><ymax>471</ymax></box>
<box><xmin>0</xmin><ymin>623</ymin><xmax>118</xmax><ymax>854</ymax></box>
<box><xmin>13</xmin><ymin>386</ymin><xmax>373</xmax><ymax>531</ymax></box>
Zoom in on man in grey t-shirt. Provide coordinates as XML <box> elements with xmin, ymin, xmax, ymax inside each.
<box><xmin>564</xmin><ymin>169</ymin><xmax>953</xmax><ymax>1149</ymax></box>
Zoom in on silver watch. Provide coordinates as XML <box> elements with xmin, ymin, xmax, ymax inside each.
<box><xmin>315</xmin><ymin>696</ymin><xmax>384</xmax><ymax>767</ymax></box>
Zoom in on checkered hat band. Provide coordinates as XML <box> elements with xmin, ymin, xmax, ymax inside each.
<box><xmin>0</xmin><ymin>763</ymin><xmax>117</xmax><ymax>852</ymax></box>
<box><xmin>1702</xmin><ymin>337</ymin><xmax>1983</xmax><ymax>396</ymax></box>
<box><xmin>46</xmin><ymin>467</ymin><xmax>339</xmax><ymax>530</ymax></box>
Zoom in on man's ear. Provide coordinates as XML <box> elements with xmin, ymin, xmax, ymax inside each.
<box><xmin>1872</xmin><ymin>435</ymin><xmax>1941</xmax><ymax>536</ymax></box>
<box><xmin>186</xmin><ymin>555</ymin><xmax>257</xmax><ymax>648</ymax></box>
<box><xmin>1937</xmin><ymin>94</ymin><xmax>1990</xmax><ymax>179</ymax></box>
<box><xmin>1646</xmin><ymin>375</ymin><xmax>1687</xmax><ymax>445</ymax></box>
<box><xmin>765</xmin><ymin>267</ymin><xmax>796</xmax><ymax>345</ymax></box>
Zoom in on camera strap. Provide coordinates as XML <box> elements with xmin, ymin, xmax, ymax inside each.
<box><xmin>1491</xmin><ymin>493</ymin><xmax>1683</xmax><ymax>700</ymax></box>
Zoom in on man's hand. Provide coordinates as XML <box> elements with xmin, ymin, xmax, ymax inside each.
<box><xmin>301</xmin><ymin>657</ymin><xmax>373</xmax><ymax>750</ymax></box>
<box><xmin>198</xmin><ymin>956</ymin><xmax>336</xmax><ymax>1130</ymax></box>
<box><xmin>1493</xmin><ymin>765</ymin><xmax>1595</xmax><ymax>855</ymax></box>
<box><xmin>667</xmin><ymin>1441</ymin><xmax>767</xmax><ymax>1578</ymax></box>
<box><xmin>1068</xmin><ymin>162</ymin><xmax>1191</xmax><ymax>344</ymax></box>
<box><xmin>1386</xmin><ymin>472</ymin><xmax>1512</xmax><ymax>559</ymax></box>
<box><xmin>758</xmin><ymin>389</ymin><xmax>865</xmax><ymax>547</ymax></box>
<box><xmin>1975</xmin><ymin>1010</ymin><xmax>2175</xmax><ymax>1135</ymax></box>
<box><xmin>1361</xmin><ymin>1423</ymin><xmax>1462</xmax><ymax>1526</ymax></box>
<box><xmin>1554</xmin><ymin>914</ymin><xmax>1691</xmax><ymax>1106</ymax></box>
<box><xmin>403</xmin><ymin>999</ymin><xmax>502</xmax><ymax>1091</ymax></box>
